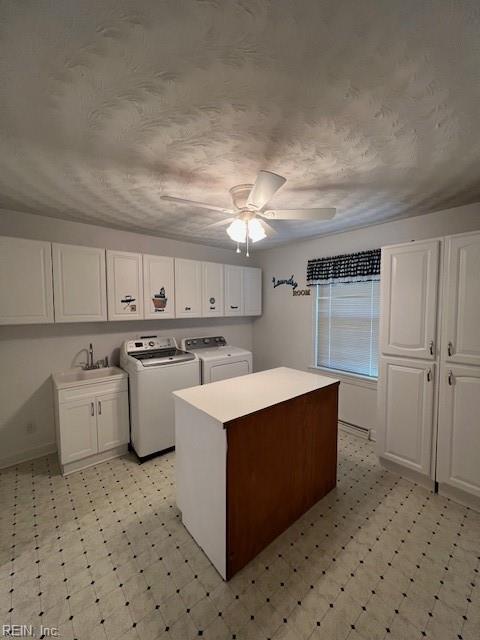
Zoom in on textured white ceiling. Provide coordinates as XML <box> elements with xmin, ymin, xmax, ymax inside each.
<box><xmin>0</xmin><ymin>0</ymin><xmax>479</xmax><ymax>249</ymax></box>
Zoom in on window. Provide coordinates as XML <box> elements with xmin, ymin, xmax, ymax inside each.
<box><xmin>315</xmin><ymin>280</ymin><xmax>379</xmax><ymax>378</ymax></box>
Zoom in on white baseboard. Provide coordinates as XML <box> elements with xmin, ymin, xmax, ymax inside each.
<box><xmin>338</xmin><ymin>421</ymin><xmax>370</xmax><ymax>440</ymax></box>
<box><xmin>378</xmin><ymin>456</ymin><xmax>435</xmax><ymax>491</ymax></box>
<box><xmin>61</xmin><ymin>445</ymin><xmax>127</xmax><ymax>476</ymax></box>
<box><xmin>438</xmin><ymin>483</ymin><xmax>480</xmax><ymax>513</ymax></box>
<box><xmin>0</xmin><ymin>442</ymin><xmax>57</xmax><ymax>470</ymax></box>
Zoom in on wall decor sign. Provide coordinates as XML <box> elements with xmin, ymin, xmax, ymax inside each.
<box><xmin>272</xmin><ymin>275</ymin><xmax>310</xmax><ymax>297</ymax></box>
<box><xmin>293</xmin><ymin>288</ymin><xmax>311</xmax><ymax>296</ymax></box>
<box><xmin>272</xmin><ymin>276</ymin><xmax>298</xmax><ymax>290</ymax></box>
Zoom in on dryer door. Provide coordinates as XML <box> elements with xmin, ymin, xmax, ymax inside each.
<box><xmin>207</xmin><ymin>359</ymin><xmax>251</xmax><ymax>383</ymax></box>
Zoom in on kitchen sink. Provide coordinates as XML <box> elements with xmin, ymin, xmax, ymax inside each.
<box><xmin>52</xmin><ymin>366</ymin><xmax>126</xmax><ymax>389</ymax></box>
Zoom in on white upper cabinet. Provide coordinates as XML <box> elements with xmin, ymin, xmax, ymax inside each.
<box><xmin>0</xmin><ymin>236</ymin><xmax>54</xmax><ymax>325</ymax></box>
<box><xmin>106</xmin><ymin>250</ymin><xmax>143</xmax><ymax>320</ymax></box>
<box><xmin>143</xmin><ymin>254</ymin><xmax>175</xmax><ymax>320</ymax></box>
<box><xmin>380</xmin><ymin>240</ymin><xmax>439</xmax><ymax>360</ymax></box>
<box><xmin>243</xmin><ymin>267</ymin><xmax>262</xmax><ymax>316</ymax></box>
<box><xmin>175</xmin><ymin>259</ymin><xmax>202</xmax><ymax>318</ymax></box>
<box><xmin>202</xmin><ymin>262</ymin><xmax>224</xmax><ymax>317</ymax></box>
<box><xmin>224</xmin><ymin>265</ymin><xmax>244</xmax><ymax>316</ymax></box>
<box><xmin>436</xmin><ymin>364</ymin><xmax>480</xmax><ymax>497</ymax></box>
<box><xmin>52</xmin><ymin>244</ymin><xmax>107</xmax><ymax>323</ymax></box>
<box><xmin>442</xmin><ymin>232</ymin><xmax>480</xmax><ymax>366</ymax></box>
<box><xmin>377</xmin><ymin>357</ymin><xmax>435</xmax><ymax>476</ymax></box>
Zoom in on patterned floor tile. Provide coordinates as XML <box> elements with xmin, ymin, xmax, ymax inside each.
<box><xmin>0</xmin><ymin>433</ymin><xmax>479</xmax><ymax>640</ymax></box>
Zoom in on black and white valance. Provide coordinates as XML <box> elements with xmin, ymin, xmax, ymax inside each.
<box><xmin>307</xmin><ymin>248</ymin><xmax>381</xmax><ymax>285</ymax></box>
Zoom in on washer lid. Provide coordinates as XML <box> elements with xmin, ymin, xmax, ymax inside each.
<box><xmin>197</xmin><ymin>345</ymin><xmax>252</xmax><ymax>363</ymax></box>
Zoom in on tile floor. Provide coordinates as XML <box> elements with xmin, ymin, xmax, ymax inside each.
<box><xmin>0</xmin><ymin>432</ymin><xmax>479</xmax><ymax>640</ymax></box>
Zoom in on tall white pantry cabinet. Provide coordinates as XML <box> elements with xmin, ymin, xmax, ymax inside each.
<box><xmin>377</xmin><ymin>231</ymin><xmax>480</xmax><ymax>507</ymax></box>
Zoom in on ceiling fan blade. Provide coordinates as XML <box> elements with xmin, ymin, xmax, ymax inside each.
<box><xmin>205</xmin><ymin>217</ymin><xmax>234</xmax><ymax>229</ymax></box>
<box><xmin>261</xmin><ymin>208</ymin><xmax>336</xmax><ymax>221</ymax></box>
<box><xmin>161</xmin><ymin>195</ymin><xmax>232</xmax><ymax>215</ymax></box>
<box><xmin>260</xmin><ymin>220</ymin><xmax>277</xmax><ymax>236</ymax></box>
<box><xmin>246</xmin><ymin>171</ymin><xmax>286</xmax><ymax>210</ymax></box>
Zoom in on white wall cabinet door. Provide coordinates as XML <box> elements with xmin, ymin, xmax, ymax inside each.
<box><xmin>377</xmin><ymin>357</ymin><xmax>435</xmax><ymax>476</ymax></box>
<box><xmin>0</xmin><ymin>236</ymin><xmax>54</xmax><ymax>325</ymax></box>
<box><xmin>96</xmin><ymin>391</ymin><xmax>130</xmax><ymax>452</ymax></box>
<box><xmin>106</xmin><ymin>250</ymin><xmax>143</xmax><ymax>320</ymax></box>
<box><xmin>58</xmin><ymin>397</ymin><xmax>98</xmax><ymax>464</ymax></box>
<box><xmin>380</xmin><ymin>240</ymin><xmax>439</xmax><ymax>359</ymax></box>
<box><xmin>442</xmin><ymin>232</ymin><xmax>480</xmax><ymax>366</ymax></box>
<box><xmin>143</xmin><ymin>254</ymin><xmax>175</xmax><ymax>320</ymax></box>
<box><xmin>202</xmin><ymin>262</ymin><xmax>224</xmax><ymax>317</ymax></box>
<box><xmin>175</xmin><ymin>259</ymin><xmax>202</xmax><ymax>317</ymax></box>
<box><xmin>224</xmin><ymin>265</ymin><xmax>244</xmax><ymax>316</ymax></box>
<box><xmin>243</xmin><ymin>267</ymin><xmax>262</xmax><ymax>316</ymax></box>
<box><xmin>53</xmin><ymin>243</ymin><xmax>107</xmax><ymax>322</ymax></box>
<box><xmin>436</xmin><ymin>365</ymin><xmax>480</xmax><ymax>498</ymax></box>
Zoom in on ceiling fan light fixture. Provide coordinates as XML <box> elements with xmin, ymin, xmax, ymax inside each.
<box><xmin>248</xmin><ymin>218</ymin><xmax>266</xmax><ymax>242</ymax></box>
<box><xmin>226</xmin><ymin>219</ymin><xmax>247</xmax><ymax>243</ymax></box>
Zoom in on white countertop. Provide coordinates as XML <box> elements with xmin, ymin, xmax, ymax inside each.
<box><xmin>173</xmin><ymin>367</ymin><xmax>339</xmax><ymax>424</ymax></box>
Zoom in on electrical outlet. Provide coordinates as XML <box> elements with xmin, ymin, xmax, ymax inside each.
<box><xmin>26</xmin><ymin>422</ymin><xmax>35</xmax><ymax>434</ymax></box>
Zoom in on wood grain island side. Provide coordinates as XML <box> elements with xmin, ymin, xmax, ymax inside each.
<box><xmin>173</xmin><ymin>367</ymin><xmax>340</xmax><ymax>580</ymax></box>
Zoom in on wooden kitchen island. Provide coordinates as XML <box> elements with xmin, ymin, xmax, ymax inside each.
<box><xmin>173</xmin><ymin>367</ymin><xmax>339</xmax><ymax>580</ymax></box>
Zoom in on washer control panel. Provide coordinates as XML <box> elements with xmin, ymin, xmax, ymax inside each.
<box><xmin>184</xmin><ymin>336</ymin><xmax>227</xmax><ymax>350</ymax></box>
<box><xmin>126</xmin><ymin>336</ymin><xmax>177</xmax><ymax>354</ymax></box>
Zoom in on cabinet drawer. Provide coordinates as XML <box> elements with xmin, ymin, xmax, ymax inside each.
<box><xmin>58</xmin><ymin>378</ymin><xmax>128</xmax><ymax>404</ymax></box>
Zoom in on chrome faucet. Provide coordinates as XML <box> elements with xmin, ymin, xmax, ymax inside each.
<box><xmin>83</xmin><ymin>343</ymin><xmax>110</xmax><ymax>370</ymax></box>
<box><xmin>85</xmin><ymin>343</ymin><xmax>95</xmax><ymax>370</ymax></box>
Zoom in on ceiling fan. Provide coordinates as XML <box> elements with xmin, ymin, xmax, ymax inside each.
<box><xmin>161</xmin><ymin>170</ymin><xmax>336</xmax><ymax>255</ymax></box>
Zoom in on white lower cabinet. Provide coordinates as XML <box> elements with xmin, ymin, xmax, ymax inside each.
<box><xmin>96</xmin><ymin>391</ymin><xmax>130</xmax><ymax>452</ymax></box>
<box><xmin>377</xmin><ymin>357</ymin><xmax>435</xmax><ymax>476</ymax></box>
<box><xmin>55</xmin><ymin>377</ymin><xmax>129</xmax><ymax>475</ymax></box>
<box><xmin>58</xmin><ymin>397</ymin><xmax>98</xmax><ymax>464</ymax></box>
<box><xmin>436</xmin><ymin>365</ymin><xmax>480</xmax><ymax>498</ymax></box>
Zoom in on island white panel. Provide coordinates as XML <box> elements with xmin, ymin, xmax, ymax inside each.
<box><xmin>174</xmin><ymin>397</ymin><xmax>227</xmax><ymax>579</ymax></box>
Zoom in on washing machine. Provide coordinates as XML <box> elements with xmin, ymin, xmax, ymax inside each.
<box><xmin>180</xmin><ymin>336</ymin><xmax>252</xmax><ymax>384</ymax></box>
<box><xmin>120</xmin><ymin>336</ymin><xmax>200</xmax><ymax>459</ymax></box>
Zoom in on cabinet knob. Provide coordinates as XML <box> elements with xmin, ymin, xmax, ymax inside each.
<box><xmin>448</xmin><ymin>370</ymin><xmax>454</xmax><ymax>386</ymax></box>
<box><xmin>429</xmin><ymin>340</ymin><xmax>434</xmax><ymax>356</ymax></box>
<box><xmin>447</xmin><ymin>341</ymin><xmax>454</xmax><ymax>357</ymax></box>
<box><xmin>210</xmin><ymin>306</ymin><xmax>216</xmax><ymax>310</ymax></box>
<box><xmin>90</xmin><ymin>402</ymin><xmax>95</xmax><ymax>417</ymax></box>
<box><xmin>185</xmin><ymin>306</ymin><xmax>191</xmax><ymax>311</ymax></box>
<box><xmin>230</xmin><ymin>305</ymin><xmax>238</xmax><ymax>310</ymax></box>
<box><xmin>426</xmin><ymin>368</ymin><xmax>432</xmax><ymax>382</ymax></box>
<box><xmin>98</xmin><ymin>400</ymin><xmax>102</xmax><ymax>415</ymax></box>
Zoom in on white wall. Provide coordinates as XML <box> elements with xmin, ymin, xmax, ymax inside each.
<box><xmin>0</xmin><ymin>209</ymin><xmax>257</xmax><ymax>467</ymax></box>
<box><xmin>253</xmin><ymin>203</ymin><xmax>480</xmax><ymax>434</ymax></box>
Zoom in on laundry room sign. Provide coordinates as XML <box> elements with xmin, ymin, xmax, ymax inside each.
<box><xmin>272</xmin><ymin>275</ymin><xmax>310</xmax><ymax>297</ymax></box>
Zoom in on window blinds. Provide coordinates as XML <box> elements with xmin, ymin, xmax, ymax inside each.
<box><xmin>316</xmin><ymin>280</ymin><xmax>380</xmax><ymax>378</ymax></box>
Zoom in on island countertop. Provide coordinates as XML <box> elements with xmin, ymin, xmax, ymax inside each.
<box><xmin>173</xmin><ymin>366</ymin><xmax>339</xmax><ymax>424</ymax></box>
